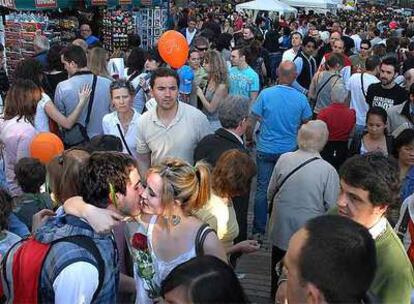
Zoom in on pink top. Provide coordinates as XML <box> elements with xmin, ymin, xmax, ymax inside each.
<box><xmin>0</xmin><ymin>116</ymin><xmax>37</xmax><ymax>197</ymax></box>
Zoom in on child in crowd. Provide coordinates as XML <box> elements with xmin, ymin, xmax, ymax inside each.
<box><xmin>13</xmin><ymin>157</ymin><xmax>53</xmax><ymax>231</ymax></box>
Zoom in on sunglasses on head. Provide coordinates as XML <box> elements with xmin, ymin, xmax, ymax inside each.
<box><xmin>196</xmin><ymin>46</ymin><xmax>208</xmax><ymax>51</ymax></box>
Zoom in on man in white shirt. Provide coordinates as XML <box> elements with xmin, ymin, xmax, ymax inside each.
<box><xmin>347</xmin><ymin>56</ymin><xmax>380</xmax><ymax>138</ymax></box>
<box><xmin>282</xmin><ymin>32</ymin><xmax>303</xmax><ymax>62</ymax></box>
<box><xmin>180</xmin><ymin>16</ymin><xmax>198</xmax><ymax>46</ymax></box>
<box><xmin>136</xmin><ymin>67</ymin><xmax>211</xmax><ymax>173</ymax></box>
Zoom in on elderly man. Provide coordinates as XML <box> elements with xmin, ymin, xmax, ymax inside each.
<box><xmin>246</xmin><ymin>61</ymin><xmax>312</xmax><ymax>243</ymax></box>
<box><xmin>194</xmin><ymin>95</ymin><xmax>249</xmax><ymax>166</ymax></box>
<box><xmin>80</xmin><ymin>23</ymin><xmax>99</xmax><ymax>47</ymax></box>
<box><xmin>33</xmin><ymin>35</ymin><xmax>50</xmax><ymax>69</ymax></box>
<box><xmin>268</xmin><ymin>120</ymin><xmax>339</xmax><ymax>299</ymax></box>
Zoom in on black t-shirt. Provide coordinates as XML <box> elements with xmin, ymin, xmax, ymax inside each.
<box><xmin>366</xmin><ymin>83</ymin><xmax>408</xmax><ymax>110</ymax></box>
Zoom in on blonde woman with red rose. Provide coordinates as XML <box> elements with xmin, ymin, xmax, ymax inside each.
<box><xmin>63</xmin><ymin>157</ymin><xmax>227</xmax><ymax>303</ymax></box>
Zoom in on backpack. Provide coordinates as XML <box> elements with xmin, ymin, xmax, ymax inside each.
<box><xmin>0</xmin><ymin>235</ymin><xmax>104</xmax><ymax>303</ymax></box>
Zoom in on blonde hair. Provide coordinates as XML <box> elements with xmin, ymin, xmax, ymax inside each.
<box><xmin>147</xmin><ymin>158</ymin><xmax>211</xmax><ymax>214</ymax></box>
<box><xmin>88</xmin><ymin>47</ymin><xmax>111</xmax><ymax>79</ymax></box>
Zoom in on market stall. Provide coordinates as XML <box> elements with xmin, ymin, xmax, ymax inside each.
<box><xmin>280</xmin><ymin>0</ymin><xmax>338</xmax><ymax>13</ymax></box>
<box><xmin>236</xmin><ymin>0</ymin><xmax>297</xmax><ymax>18</ymax></box>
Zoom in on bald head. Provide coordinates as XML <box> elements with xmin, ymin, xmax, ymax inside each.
<box><xmin>278</xmin><ymin>61</ymin><xmax>297</xmax><ymax>85</ymax></box>
<box><xmin>72</xmin><ymin>39</ymin><xmax>88</xmax><ymax>53</ymax></box>
<box><xmin>405</xmin><ymin>68</ymin><xmax>414</xmax><ymax>90</ymax></box>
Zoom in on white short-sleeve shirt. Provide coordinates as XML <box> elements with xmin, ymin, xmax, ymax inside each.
<box><xmin>102</xmin><ymin>109</ymin><xmax>140</xmax><ymax>159</ymax></box>
<box><xmin>136</xmin><ymin>101</ymin><xmax>212</xmax><ymax>165</ymax></box>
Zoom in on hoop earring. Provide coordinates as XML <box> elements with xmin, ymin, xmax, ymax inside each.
<box><xmin>171</xmin><ymin>214</ymin><xmax>181</xmax><ymax>226</ymax></box>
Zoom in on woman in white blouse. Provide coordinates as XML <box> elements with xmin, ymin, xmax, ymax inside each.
<box><xmin>102</xmin><ymin>79</ymin><xmax>140</xmax><ymax>159</ymax></box>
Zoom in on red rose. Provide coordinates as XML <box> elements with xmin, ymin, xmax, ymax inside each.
<box><xmin>131</xmin><ymin>233</ymin><xmax>148</xmax><ymax>251</ymax></box>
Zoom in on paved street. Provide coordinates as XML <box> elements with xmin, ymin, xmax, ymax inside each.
<box><xmin>235</xmin><ymin>180</ymin><xmax>273</xmax><ymax>304</ymax></box>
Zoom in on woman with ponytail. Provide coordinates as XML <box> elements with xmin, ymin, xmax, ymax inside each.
<box><xmin>63</xmin><ymin>157</ymin><xmax>226</xmax><ymax>303</ymax></box>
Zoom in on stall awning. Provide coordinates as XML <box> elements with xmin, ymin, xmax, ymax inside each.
<box><xmin>12</xmin><ymin>0</ymin><xmax>81</xmax><ymax>10</ymax></box>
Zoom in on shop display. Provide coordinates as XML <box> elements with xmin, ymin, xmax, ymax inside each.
<box><xmin>4</xmin><ymin>12</ymin><xmax>78</xmax><ymax>75</ymax></box>
<box><xmin>102</xmin><ymin>9</ymin><xmax>135</xmax><ymax>52</ymax></box>
<box><xmin>134</xmin><ymin>7</ymin><xmax>168</xmax><ymax>49</ymax></box>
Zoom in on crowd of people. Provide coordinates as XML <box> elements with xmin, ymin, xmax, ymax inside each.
<box><xmin>0</xmin><ymin>1</ymin><xmax>414</xmax><ymax>303</ymax></box>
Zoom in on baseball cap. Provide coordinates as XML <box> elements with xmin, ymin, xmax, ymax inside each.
<box><xmin>177</xmin><ymin>65</ymin><xmax>194</xmax><ymax>95</ymax></box>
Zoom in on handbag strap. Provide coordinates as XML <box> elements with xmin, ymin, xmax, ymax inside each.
<box><xmin>315</xmin><ymin>74</ymin><xmax>337</xmax><ymax>102</ymax></box>
<box><xmin>271</xmin><ymin>157</ymin><xmax>320</xmax><ymax>203</ymax></box>
<box><xmin>195</xmin><ymin>223</ymin><xmax>215</xmax><ymax>256</ymax></box>
<box><xmin>397</xmin><ymin>206</ymin><xmax>411</xmax><ymax>242</ymax></box>
<box><xmin>116</xmin><ymin>123</ymin><xmax>132</xmax><ymax>156</ymax></box>
<box><xmin>85</xmin><ymin>75</ymin><xmax>98</xmax><ymax>126</ymax></box>
<box><xmin>360</xmin><ymin>72</ymin><xmax>367</xmax><ymax>99</ymax></box>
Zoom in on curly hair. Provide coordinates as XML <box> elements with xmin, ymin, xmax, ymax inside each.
<box><xmin>0</xmin><ymin>189</ymin><xmax>12</xmax><ymax>231</ymax></box>
<box><xmin>339</xmin><ymin>153</ymin><xmax>400</xmax><ymax>208</ymax></box>
<box><xmin>147</xmin><ymin>158</ymin><xmax>211</xmax><ymax>215</ymax></box>
<box><xmin>212</xmin><ymin>150</ymin><xmax>256</xmax><ymax>198</ymax></box>
<box><xmin>204</xmin><ymin>50</ymin><xmax>228</xmax><ymax>86</ymax></box>
<box><xmin>79</xmin><ymin>152</ymin><xmax>137</xmax><ymax>208</ymax></box>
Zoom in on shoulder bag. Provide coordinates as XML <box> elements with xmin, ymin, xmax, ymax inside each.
<box><xmin>116</xmin><ymin>123</ymin><xmax>132</xmax><ymax>156</ymax></box>
<box><xmin>269</xmin><ymin>157</ymin><xmax>320</xmax><ymax>212</ymax></box>
<box><xmin>195</xmin><ymin>223</ymin><xmax>216</xmax><ymax>256</ymax></box>
<box><xmin>61</xmin><ymin>75</ymin><xmax>97</xmax><ymax>148</ymax></box>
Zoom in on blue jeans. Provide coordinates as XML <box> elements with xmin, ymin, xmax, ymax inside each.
<box><xmin>269</xmin><ymin>52</ymin><xmax>282</xmax><ymax>83</ymax></box>
<box><xmin>253</xmin><ymin>151</ymin><xmax>282</xmax><ymax>235</ymax></box>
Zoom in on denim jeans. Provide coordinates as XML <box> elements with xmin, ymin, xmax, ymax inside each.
<box><xmin>269</xmin><ymin>52</ymin><xmax>282</xmax><ymax>83</ymax></box>
<box><xmin>253</xmin><ymin>151</ymin><xmax>282</xmax><ymax>235</ymax></box>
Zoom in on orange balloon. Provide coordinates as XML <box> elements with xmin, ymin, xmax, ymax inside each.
<box><xmin>30</xmin><ymin>132</ymin><xmax>64</xmax><ymax>164</ymax></box>
<box><xmin>158</xmin><ymin>30</ymin><xmax>189</xmax><ymax>69</ymax></box>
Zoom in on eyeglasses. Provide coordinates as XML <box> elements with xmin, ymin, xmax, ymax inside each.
<box><xmin>196</xmin><ymin>46</ymin><xmax>208</xmax><ymax>51</ymax></box>
<box><xmin>360</xmin><ymin>47</ymin><xmax>370</xmax><ymax>50</ymax></box>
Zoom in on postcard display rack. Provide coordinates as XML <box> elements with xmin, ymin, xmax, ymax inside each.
<box><xmin>134</xmin><ymin>7</ymin><xmax>168</xmax><ymax>49</ymax></box>
<box><xmin>102</xmin><ymin>9</ymin><xmax>135</xmax><ymax>53</ymax></box>
<box><xmin>4</xmin><ymin>12</ymin><xmax>78</xmax><ymax>75</ymax></box>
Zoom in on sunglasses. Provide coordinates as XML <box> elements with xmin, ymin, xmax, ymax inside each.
<box><xmin>361</xmin><ymin>47</ymin><xmax>370</xmax><ymax>50</ymax></box>
<box><xmin>196</xmin><ymin>46</ymin><xmax>208</xmax><ymax>51</ymax></box>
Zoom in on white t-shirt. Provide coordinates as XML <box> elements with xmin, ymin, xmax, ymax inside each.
<box><xmin>282</xmin><ymin>48</ymin><xmax>298</xmax><ymax>62</ymax></box>
<box><xmin>35</xmin><ymin>93</ymin><xmax>51</xmax><ymax>132</ymax></box>
<box><xmin>351</xmin><ymin>34</ymin><xmax>362</xmax><ymax>53</ymax></box>
<box><xmin>53</xmin><ymin>261</ymin><xmax>99</xmax><ymax>304</ymax></box>
<box><xmin>347</xmin><ymin>72</ymin><xmax>380</xmax><ymax>126</ymax></box>
<box><xmin>186</xmin><ymin>28</ymin><xmax>197</xmax><ymax>45</ymax></box>
<box><xmin>102</xmin><ymin>109</ymin><xmax>141</xmax><ymax>159</ymax></box>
